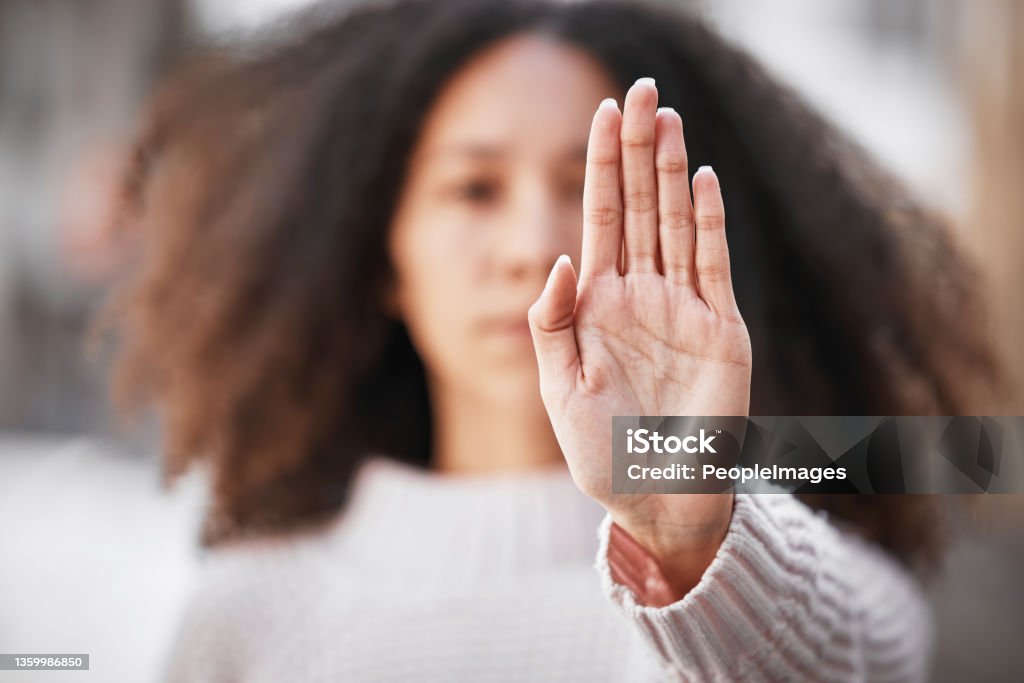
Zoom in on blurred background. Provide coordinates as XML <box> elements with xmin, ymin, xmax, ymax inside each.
<box><xmin>0</xmin><ymin>0</ymin><xmax>1021</xmax><ymax>681</ymax></box>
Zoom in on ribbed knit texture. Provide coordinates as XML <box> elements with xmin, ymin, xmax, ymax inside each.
<box><xmin>163</xmin><ymin>455</ymin><xmax>932</xmax><ymax>682</ymax></box>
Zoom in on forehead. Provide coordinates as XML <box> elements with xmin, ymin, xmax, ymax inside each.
<box><xmin>413</xmin><ymin>33</ymin><xmax>619</xmax><ymax>160</ymax></box>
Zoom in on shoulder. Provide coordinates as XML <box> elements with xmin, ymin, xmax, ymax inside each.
<box><xmin>186</xmin><ymin>522</ymin><xmax>344</xmax><ymax>620</ymax></box>
<box><xmin>162</xmin><ymin>523</ymin><xmax>347</xmax><ymax>681</ymax></box>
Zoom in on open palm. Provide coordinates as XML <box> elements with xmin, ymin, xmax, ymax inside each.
<box><xmin>528</xmin><ymin>78</ymin><xmax>752</xmax><ymax>576</ymax></box>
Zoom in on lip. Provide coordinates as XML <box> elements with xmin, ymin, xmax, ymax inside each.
<box><xmin>482</xmin><ymin>317</ymin><xmax>533</xmax><ymax>339</ymax></box>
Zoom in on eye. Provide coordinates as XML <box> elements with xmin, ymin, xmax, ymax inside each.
<box><xmin>451</xmin><ymin>178</ymin><xmax>500</xmax><ymax>204</ymax></box>
<box><xmin>561</xmin><ymin>177</ymin><xmax>585</xmax><ymax>202</ymax></box>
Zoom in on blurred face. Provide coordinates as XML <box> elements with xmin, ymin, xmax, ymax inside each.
<box><xmin>389</xmin><ymin>34</ymin><xmax>619</xmax><ymax>405</ymax></box>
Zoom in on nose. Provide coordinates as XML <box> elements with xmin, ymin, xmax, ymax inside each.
<box><xmin>495</xmin><ymin>178</ymin><xmax>579</xmax><ymax>284</ymax></box>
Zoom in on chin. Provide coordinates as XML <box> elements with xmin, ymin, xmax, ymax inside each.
<box><xmin>478</xmin><ymin>366</ymin><xmax>546</xmax><ymax>410</ymax></box>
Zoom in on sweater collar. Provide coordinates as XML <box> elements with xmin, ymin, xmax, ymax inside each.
<box><xmin>328</xmin><ymin>454</ymin><xmax>606</xmax><ymax>584</ymax></box>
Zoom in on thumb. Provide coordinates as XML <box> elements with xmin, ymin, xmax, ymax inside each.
<box><xmin>528</xmin><ymin>254</ymin><xmax>580</xmax><ymax>392</ymax></box>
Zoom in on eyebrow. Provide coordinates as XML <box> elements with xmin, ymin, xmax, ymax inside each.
<box><xmin>421</xmin><ymin>142</ymin><xmax>588</xmax><ymax>163</ymax></box>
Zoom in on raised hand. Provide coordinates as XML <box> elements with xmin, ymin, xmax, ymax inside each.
<box><xmin>527</xmin><ymin>77</ymin><xmax>752</xmax><ymax>598</ymax></box>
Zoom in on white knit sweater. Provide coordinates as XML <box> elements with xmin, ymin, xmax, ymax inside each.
<box><xmin>162</xmin><ymin>455</ymin><xmax>932</xmax><ymax>682</ymax></box>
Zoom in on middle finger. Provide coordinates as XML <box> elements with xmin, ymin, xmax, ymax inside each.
<box><xmin>620</xmin><ymin>77</ymin><xmax>660</xmax><ymax>274</ymax></box>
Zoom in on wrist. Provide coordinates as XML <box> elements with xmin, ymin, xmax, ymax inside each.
<box><xmin>608</xmin><ymin>494</ymin><xmax>734</xmax><ymax>603</ymax></box>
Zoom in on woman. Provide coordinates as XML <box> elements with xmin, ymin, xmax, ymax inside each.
<box><xmin>108</xmin><ymin>0</ymin><xmax>1001</xmax><ymax>680</ymax></box>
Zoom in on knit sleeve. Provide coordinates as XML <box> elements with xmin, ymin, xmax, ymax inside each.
<box><xmin>594</xmin><ymin>494</ymin><xmax>933</xmax><ymax>682</ymax></box>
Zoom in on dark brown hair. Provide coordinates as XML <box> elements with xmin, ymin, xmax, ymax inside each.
<box><xmin>107</xmin><ymin>0</ymin><xmax>1004</xmax><ymax>572</ymax></box>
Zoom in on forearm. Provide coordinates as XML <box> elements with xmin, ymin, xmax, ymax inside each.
<box><xmin>596</xmin><ymin>493</ymin><xmax>932</xmax><ymax>682</ymax></box>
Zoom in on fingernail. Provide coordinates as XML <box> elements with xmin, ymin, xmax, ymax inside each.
<box><xmin>599</xmin><ymin>97</ymin><xmax>618</xmax><ymax>111</ymax></box>
<box><xmin>657</xmin><ymin>106</ymin><xmax>676</xmax><ymax>114</ymax></box>
<box><xmin>635</xmin><ymin>77</ymin><xmax>656</xmax><ymax>88</ymax></box>
<box><xmin>545</xmin><ymin>255</ymin><xmax>570</xmax><ymax>290</ymax></box>
<box><xmin>697</xmin><ymin>165</ymin><xmax>713</xmax><ymax>173</ymax></box>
